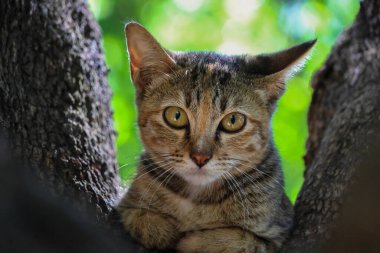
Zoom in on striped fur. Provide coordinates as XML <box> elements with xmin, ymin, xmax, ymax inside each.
<box><xmin>118</xmin><ymin>23</ymin><xmax>315</xmax><ymax>253</ymax></box>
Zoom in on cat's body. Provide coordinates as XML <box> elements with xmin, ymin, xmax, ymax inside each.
<box><xmin>120</xmin><ymin>148</ymin><xmax>291</xmax><ymax>252</ymax></box>
<box><xmin>118</xmin><ymin>22</ymin><xmax>315</xmax><ymax>253</ymax></box>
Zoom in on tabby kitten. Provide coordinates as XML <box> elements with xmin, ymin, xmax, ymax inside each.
<box><xmin>118</xmin><ymin>22</ymin><xmax>315</xmax><ymax>253</ymax></box>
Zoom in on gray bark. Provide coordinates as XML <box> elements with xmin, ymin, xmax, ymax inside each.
<box><xmin>281</xmin><ymin>0</ymin><xmax>380</xmax><ymax>252</ymax></box>
<box><xmin>0</xmin><ymin>0</ymin><xmax>119</xmax><ymax>220</ymax></box>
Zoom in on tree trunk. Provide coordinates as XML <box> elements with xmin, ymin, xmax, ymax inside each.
<box><xmin>281</xmin><ymin>0</ymin><xmax>380</xmax><ymax>252</ymax></box>
<box><xmin>0</xmin><ymin>0</ymin><xmax>119</xmax><ymax>220</ymax></box>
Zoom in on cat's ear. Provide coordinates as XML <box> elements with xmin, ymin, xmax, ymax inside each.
<box><xmin>244</xmin><ymin>39</ymin><xmax>316</xmax><ymax>100</ymax></box>
<box><xmin>125</xmin><ymin>22</ymin><xmax>176</xmax><ymax>93</ymax></box>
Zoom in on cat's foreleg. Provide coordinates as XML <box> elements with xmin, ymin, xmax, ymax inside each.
<box><xmin>177</xmin><ymin>227</ymin><xmax>276</xmax><ymax>253</ymax></box>
<box><xmin>120</xmin><ymin>208</ymin><xmax>179</xmax><ymax>250</ymax></box>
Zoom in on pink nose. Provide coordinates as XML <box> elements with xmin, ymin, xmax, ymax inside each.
<box><xmin>190</xmin><ymin>152</ymin><xmax>211</xmax><ymax>167</ymax></box>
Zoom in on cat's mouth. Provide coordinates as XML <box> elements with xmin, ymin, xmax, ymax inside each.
<box><xmin>178</xmin><ymin>167</ymin><xmax>221</xmax><ymax>186</ymax></box>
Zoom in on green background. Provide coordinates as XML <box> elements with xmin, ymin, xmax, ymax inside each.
<box><xmin>88</xmin><ymin>0</ymin><xmax>358</xmax><ymax>202</ymax></box>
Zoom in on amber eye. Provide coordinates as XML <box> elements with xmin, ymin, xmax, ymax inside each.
<box><xmin>163</xmin><ymin>106</ymin><xmax>189</xmax><ymax>129</ymax></box>
<box><xmin>220</xmin><ymin>112</ymin><xmax>246</xmax><ymax>133</ymax></box>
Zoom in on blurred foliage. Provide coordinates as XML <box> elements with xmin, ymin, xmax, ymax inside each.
<box><xmin>88</xmin><ymin>0</ymin><xmax>359</xmax><ymax>202</ymax></box>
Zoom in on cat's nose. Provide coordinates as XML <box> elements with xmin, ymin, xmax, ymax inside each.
<box><xmin>190</xmin><ymin>151</ymin><xmax>211</xmax><ymax>168</ymax></box>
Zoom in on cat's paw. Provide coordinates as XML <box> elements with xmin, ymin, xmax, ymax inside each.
<box><xmin>177</xmin><ymin>228</ymin><xmax>276</xmax><ymax>253</ymax></box>
<box><xmin>120</xmin><ymin>208</ymin><xmax>179</xmax><ymax>250</ymax></box>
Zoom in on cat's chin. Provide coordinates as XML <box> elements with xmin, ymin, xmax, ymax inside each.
<box><xmin>178</xmin><ymin>170</ymin><xmax>221</xmax><ymax>187</ymax></box>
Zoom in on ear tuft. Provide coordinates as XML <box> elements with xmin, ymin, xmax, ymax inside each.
<box><xmin>124</xmin><ymin>22</ymin><xmax>176</xmax><ymax>94</ymax></box>
<box><xmin>244</xmin><ymin>39</ymin><xmax>316</xmax><ymax>101</ymax></box>
<box><xmin>244</xmin><ymin>39</ymin><xmax>316</xmax><ymax>78</ymax></box>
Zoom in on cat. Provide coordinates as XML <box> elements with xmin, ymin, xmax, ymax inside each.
<box><xmin>117</xmin><ymin>22</ymin><xmax>315</xmax><ymax>253</ymax></box>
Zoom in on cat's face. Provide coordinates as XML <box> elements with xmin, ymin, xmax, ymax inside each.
<box><xmin>125</xmin><ymin>23</ymin><xmax>315</xmax><ymax>186</ymax></box>
<box><xmin>138</xmin><ymin>58</ymin><xmax>272</xmax><ymax>186</ymax></box>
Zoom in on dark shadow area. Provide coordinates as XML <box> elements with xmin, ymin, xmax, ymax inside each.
<box><xmin>324</xmin><ymin>130</ymin><xmax>380</xmax><ymax>253</ymax></box>
<box><xmin>0</xmin><ymin>138</ymin><xmax>147</xmax><ymax>253</ymax></box>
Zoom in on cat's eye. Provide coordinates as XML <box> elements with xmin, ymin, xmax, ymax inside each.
<box><xmin>163</xmin><ymin>106</ymin><xmax>189</xmax><ymax>129</ymax></box>
<box><xmin>220</xmin><ymin>112</ymin><xmax>246</xmax><ymax>133</ymax></box>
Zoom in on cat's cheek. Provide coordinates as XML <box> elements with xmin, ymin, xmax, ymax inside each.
<box><xmin>140</xmin><ymin>120</ymin><xmax>182</xmax><ymax>152</ymax></box>
<box><xmin>245</xmin><ymin>134</ymin><xmax>265</xmax><ymax>155</ymax></box>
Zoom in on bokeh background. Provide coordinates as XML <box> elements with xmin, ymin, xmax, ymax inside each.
<box><xmin>88</xmin><ymin>0</ymin><xmax>359</xmax><ymax>202</ymax></box>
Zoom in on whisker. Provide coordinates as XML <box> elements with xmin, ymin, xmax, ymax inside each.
<box><xmin>230</xmin><ymin>160</ymin><xmax>286</xmax><ymax>192</ymax></box>
<box><xmin>127</xmin><ymin>160</ymin><xmax>174</xmax><ymax>182</ymax></box>
<box><xmin>223</xmin><ymin>171</ymin><xmax>249</xmax><ymax>230</ymax></box>
<box><xmin>147</xmin><ymin>166</ymin><xmax>175</xmax><ymax>208</ymax></box>
<box><xmin>118</xmin><ymin>153</ymin><xmax>175</xmax><ymax>170</ymax></box>
<box><xmin>136</xmin><ymin>160</ymin><xmax>175</xmax><ymax>209</ymax></box>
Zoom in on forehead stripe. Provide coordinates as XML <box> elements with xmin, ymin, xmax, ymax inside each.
<box><xmin>212</xmin><ymin>87</ymin><xmax>220</xmax><ymax>106</ymax></box>
<box><xmin>219</xmin><ymin>96</ymin><xmax>228</xmax><ymax>112</ymax></box>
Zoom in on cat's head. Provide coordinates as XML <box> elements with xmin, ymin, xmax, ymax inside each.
<box><xmin>125</xmin><ymin>22</ymin><xmax>315</xmax><ymax>186</ymax></box>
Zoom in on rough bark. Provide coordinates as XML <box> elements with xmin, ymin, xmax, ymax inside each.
<box><xmin>281</xmin><ymin>0</ymin><xmax>380</xmax><ymax>252</ymax></box>
<box><xmin>0</xmin><ymin>0</ymin><xmax>119</xmax><ymax>219</ymax></box>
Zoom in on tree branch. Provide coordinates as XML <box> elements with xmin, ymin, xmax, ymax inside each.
<box><xmin>0</xmin><ymin>0</ymin><xmax>119</xmax><ymax>220</ymax></box>
<box><xmin>282</xmin><ymin>0</ymin><xmax>380</xmax><ymax>252</ymax></box>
